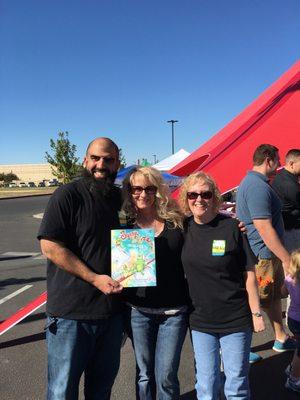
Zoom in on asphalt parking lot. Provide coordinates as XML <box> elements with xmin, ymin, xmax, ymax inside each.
<box><xmin>0</xmin><ymin>195</ymin><xmax>299</xmax><ymax>399</ymax></box>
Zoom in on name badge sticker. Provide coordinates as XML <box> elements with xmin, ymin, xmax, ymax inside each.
<box><xmin>212</xmin><ymin>240</ymin><xmax>226</xmax><ymax>256</ymax></box>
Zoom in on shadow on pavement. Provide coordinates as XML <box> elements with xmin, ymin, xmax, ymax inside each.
<box><xmin>0</xmin><ymin>255</ymin><xmax>32</xmax><ymax>261</ymax></box>
<box><xmin>180</xmin><ymin>389</ymin><xmax>197</xmax><ymax>399</ymax></box>
<box><xmin>251</xmin><ymin>340</ymin><xmax>273</xmax><ymax>352</ymax></box>
<box><xmin>250</xmin><ymin>351</ymin><xmax>298</xmax><ymax>400</ymax></box>
<box><xmin>0</xmin><ymin>332</ymin><xmax>45</xmax><ymax>349</ymax></box>
<box><xmin>18</xmin><ymin>312</ymin><xmax>46</xmax><ymax>325</ymax></box>
<box><xmin>0</xmin><ymin>276</ymin><xmax>45</xmax><ymax>288</ymax></box>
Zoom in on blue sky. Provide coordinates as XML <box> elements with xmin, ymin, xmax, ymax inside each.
<box><xmin>0</xmin><ymin>0</ymin><xmax>299</xmax><ymax>165</ymax></box>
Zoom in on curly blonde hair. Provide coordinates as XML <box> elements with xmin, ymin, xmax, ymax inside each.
<box><xmin>287</xmin><ymin>250</ymin><xmax>300</xmax><ymax>284</ymax></box>
<box><xmin>178</xmin><ymin>171</ymin><xmax>223</xmax><ymax>216</ymax></box>
<box><xmin>122</xmin><ymin>166</ymin><xmax>183</xmax><ymax>229</ymax></box>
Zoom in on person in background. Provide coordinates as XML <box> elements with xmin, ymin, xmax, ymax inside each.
<box><xmin>281</xmin><ymin>250</ymin><xmax>300</xmax><ymax>394</ymax></box>
<box><xmin>272</xmin><ymin>148</ymin><xmax>300</xmax><ymax>252</ymax></box>
<box><xmin>38</xmin><ymin>137</ymin><xmax>123</xmax><ymax>400</ymax></box>
<box><xmin>180</xmin><ymin>172</ymin><xmax>264</xmax><ymax>400</ymax></box>
<box><xmin>122</xmin><ymin>166</ymin><xmax>189</xmax><ymax>400</ymax></box>
<box><xmin>236</xmin><ymin>144</ymin><xmax>294</xmax><ymax>364</ymax></box>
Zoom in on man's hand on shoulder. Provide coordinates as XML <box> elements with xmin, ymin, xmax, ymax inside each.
<box><xmin>92</xmin><ymin>274</ymin><xmax>123</xmax><ymax>295</ymax></box>
<box><xmin>236</xmin><ymin>219</ymin><xmax>247</xmax><ymax>233</ymax></box>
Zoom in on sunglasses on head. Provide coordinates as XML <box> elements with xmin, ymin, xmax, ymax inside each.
<box><xmin>130</xmin><ymin>186</ymin><xmax>157</xmax><ymax>195</ymax></box>
<box><xmin>187</xmin><ymin>191</ymin><xmax>213</xmax><ymax>200</ymax></box>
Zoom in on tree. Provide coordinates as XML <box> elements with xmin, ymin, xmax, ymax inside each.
<box><xmin>45</xmin><ymin>131</ymin><xmax>80</xmax><ymax>184</ymax></box>
<box><xmin>0</xmin><ymin>172</ymin><xmax>19</xmax><ymax>182</ymax></box>
<box><xmin>119</xmin><ymin>148</ymin><xmax>127</xmax><ymax>169</ymax></box>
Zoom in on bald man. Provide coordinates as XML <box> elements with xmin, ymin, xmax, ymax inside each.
<box><xmin>38</xmin><ymin>138</ymin><xmax>123</xmax><ymax>400</ymax></box>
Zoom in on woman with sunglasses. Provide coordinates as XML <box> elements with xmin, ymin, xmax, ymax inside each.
<box><xmin>179</xmin><ymin>172</ymin><xmax>264</xmax><ymax>400</ymax></box>
<box><xmin>122</xmin><ymin>166</ymin><xmax>189</xmax><ymax>400</ymax></box>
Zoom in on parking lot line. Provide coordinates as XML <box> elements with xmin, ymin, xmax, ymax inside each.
<box><xmin>0</xmin><ymin>291</ymin><xmax>47</xmax><ymax>336</ymax></box>
<box><xmin>0</xmin><ymin>285</ymin><xmax>33</xmax><ymax>305</ymax></box>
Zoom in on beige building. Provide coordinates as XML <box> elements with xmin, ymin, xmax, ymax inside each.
<box><xmin>0</xmin><ymin>164</ymin><xmax>57</xmax><ymax>183</ymax></box>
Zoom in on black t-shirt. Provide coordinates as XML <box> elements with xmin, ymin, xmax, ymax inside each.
<box><xmin>123</xmin><ymin>223</ymin><xmax>189</xmax><ymax>308</ymax></box>
<box><xmin>182</xmin><ymin>214</ymin><xmax>257</xmax><ymax>333</ymax></box>
<box><xmin>272</xmin><ymin>168</ymin><xmax>300</xmax><ymax>230</ymax></box>
<box><xmin>37</xmin><ymin>178</ymin><xmax>122</xmax><ymax>319</ymax></box>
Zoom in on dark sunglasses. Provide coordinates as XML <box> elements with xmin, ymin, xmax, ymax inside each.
<box><xmin>130</xmin><ymin>186</ymin><xmax>157</xmax><ymax>195</ymax></box>
<box><xmin>187</xmin><ymin>191</ymin><xmax>213</xmax><ymax>200</ymax></box>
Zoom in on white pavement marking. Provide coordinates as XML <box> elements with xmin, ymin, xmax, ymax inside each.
<box><xmin>33</xmin><ymin>213</ymin><xmax>44</xmax><ymax>219</ymax></box>
<box><xmin>0</xmin><ymin>285</ymin><xmax>33</xmax><ymax>305</ymax></box>
<box><xmin>33</xmin><ymin>254</ymin><xmax>46</xmax><ymax>260</ymax></box>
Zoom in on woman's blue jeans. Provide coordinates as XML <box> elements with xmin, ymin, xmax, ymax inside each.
<box><xmin>130</xmin><ymin>308</ymin><xmax>188</xmax><ymax>400</ymax></box>
<box><xmin>191</xmin><ymin>329</ymin><xmax>252</xmax><ymax>400</ymax></box>
<box><xmin>46</xmin><ymin>314</ymin><xmax>123</xmax><ymax>400</ymax></box>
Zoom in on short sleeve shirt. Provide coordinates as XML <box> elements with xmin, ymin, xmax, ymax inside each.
<box><xmin>182</xmin><ymin>214</ymin><xmax>257</xmax><ymax>333</ymax></box>
<box><xmin>37</xmin><ymin>179</ymin><xmax>122</xmax><ymax>319</ymax></box>
<box><xmin>284</xmin><ymin>275</ymin><xmax>300</xmax><ymax>322</ymax></box>
<box><xmin>272</xmin><ymin>169</ymin><xmax>300</xmax><ymax>230</ymax></box>
<box><xmin>122</xmin><ymin>223</ymin><xmax>189</xmax><ymax>308</ymax></box>
<box><xmin>236</xmin><ymin>171</ymin><xmax>284</xmax><ymax>259</ymax></box>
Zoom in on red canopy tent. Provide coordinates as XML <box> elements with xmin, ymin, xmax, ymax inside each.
<box><xmin>170</xmin><ymin>61</ymin><xmax>300</xmax><ymax>195</ymax></box>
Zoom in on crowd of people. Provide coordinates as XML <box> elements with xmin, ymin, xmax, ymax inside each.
<box><xmin>38</xmin><ymin>137</ymin><xmax>300</xmax><ymax>399</ymax></box>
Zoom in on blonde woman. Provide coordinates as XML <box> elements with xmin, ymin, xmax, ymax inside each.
<box><xmin>179</xmin><ymin>172</ymin><xmax>264</xmax><ymax>400</ymax></box>
<box><xmin>122</xmin><ymin>166</ymin><xmax>189</xmax><ymax>400</ymax></box>
<box><xmin>281</xmin><ymin>250</ymin><xmax>300</xmax><ymax>394</ymax></box>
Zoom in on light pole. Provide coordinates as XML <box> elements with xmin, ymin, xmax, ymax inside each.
<box><xmin>167</xmin><ymin>120</ymin><xmax>178</xmax><ymax>155</ymax></box>
<box><xmin>153</xmin><ymin>154</ymin><xmax>157</xmax><ymax>164</ymax></box>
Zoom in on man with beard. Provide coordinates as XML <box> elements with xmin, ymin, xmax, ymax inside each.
<box><xmin>237</xmin><ymin>144</ymin><xmax>294</xmax><ymax>363</ymax></box>
<box><xmin>272</xmin><ymin>149</ymin><xmax>300</xmax><ymax>252</ymax></box>
<box><xmin>38</xmin><ymin>137</ymin><xmax>124</xmax><ymax>400</ymax></box>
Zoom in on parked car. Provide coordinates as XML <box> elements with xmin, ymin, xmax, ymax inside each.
<box><xmin>27</xmin><ymin>182</ymin><xmax>36</xmax><ymax>187</ymax></box>
<box><xmin>18</xmin><ymin>182</ymin><xmax>27</xmax><ymax>188</ymax></box>
<box><xmin>38</xmin><ymin>181</ymin><xmax>45</xmax><ymax>187</ymax></box>
<box><xmin>47</xmin><ymin>179</ymin><xmax>59</xmax><ymax>187</ymax></box>
<box><xmin>8</xmin><ymin>182</ymin><xmax>17</xmax><ymax>188</ymax></box>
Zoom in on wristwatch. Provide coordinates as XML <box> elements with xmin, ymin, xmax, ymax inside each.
<box><xmin>252</xmin><ymin>312</ymin><xmax>263</xmax><ymax>317</ymax></box>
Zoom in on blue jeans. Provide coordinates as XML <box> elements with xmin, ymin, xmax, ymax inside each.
<box><xmin>191</xmin><ymin>329</ymin><xmax>252</xmax><ymax>400</ymax></box>
<box><xmin>130</xmin><ymin>308</ymin><xmax>188</xmax><ymax>400</ymax></box>
<box><xmin>46</xmin><ymin>314</ymin><xmax>123</xmax><ymax>400</ymax></box>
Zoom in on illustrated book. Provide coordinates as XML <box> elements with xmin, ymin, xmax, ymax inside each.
<box><xmin>111</xmin><ymin>228</ymin><xmax>157</xmax><ymax>287</ymax></box>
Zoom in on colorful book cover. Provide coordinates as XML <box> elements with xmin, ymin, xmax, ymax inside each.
<box><xmin>111</xmin><ymin>228</ymin><xmax>157</xmax><ymax>287</ymax></box>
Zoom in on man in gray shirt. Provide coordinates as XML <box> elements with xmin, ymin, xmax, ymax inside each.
<box><xmin>237</xmin><ymin>144</ymin><xmax>294</xmax><ymax>361</ymax></box>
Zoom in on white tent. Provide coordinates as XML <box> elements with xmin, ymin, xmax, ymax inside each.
<box><xmin>152</xmin><ymin>149</ymin><xmax>190</xmax><ymax>171</ymax></box>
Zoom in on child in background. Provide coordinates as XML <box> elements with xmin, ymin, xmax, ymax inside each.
<box><xmin>282</xmin><ymin>250</ymin><xmax>300</xmax><ymax>394</ymax></box>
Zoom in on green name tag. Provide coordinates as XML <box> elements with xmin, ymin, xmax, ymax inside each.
<box><xmin>212</xmin><ymin>240</ymin><xmax>226</xmax><ymax>256</ymax></box>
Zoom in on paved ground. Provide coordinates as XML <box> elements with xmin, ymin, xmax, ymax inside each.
<box><xmin>0</xmin><ymin>196</ymin><xmax>50</xmax><ymax>253</ymax></box>
<box><xmin>0</xmin><ymin>196</ymin><xmax>299</xmax><ymax>399</ymax></box>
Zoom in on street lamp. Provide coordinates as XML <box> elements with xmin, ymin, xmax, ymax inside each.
<box><xmin>167</xmin><ymin>120</ymin><xmax>178</xmax><ymax>155</ymax></box>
